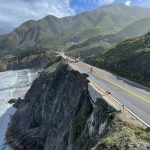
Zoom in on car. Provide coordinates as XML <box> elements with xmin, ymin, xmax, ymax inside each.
<box><xmin>74</xmin><ymin>57</ymin><xmax>80</xmax><ymax>62</ymax></box>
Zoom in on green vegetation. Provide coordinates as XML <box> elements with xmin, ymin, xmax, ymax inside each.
<box><xmin>86</xmin><ymin>32</ymin><xmax>150</xmax><ymax>87</ymax></box>
<box><xmin>1</xmin><ymin>4</ymin><xmax>150</xmax><ymax>58</ymax></box>
<box><xmin>94</xmin><ymin>119</ymin><xmax>150</xmax><ymax>150</ymax></box>
<box><xmin>0</xmin><ymin>50</ymin><xmax>58</xmax><ymax>71</ymax></box>
<box><xmin>66</xmin><ymin>17</ymin><xmax>150</xmax><ymax>58</ymax></box>
<box><xmin>106</xmin><ymin>17</ymin><xmax>150</xmax><ymax>44</ymax></box>
<box><xmin>66</xmin><ymin>41</ymin><xmax>111</xmax><ymax>58</ymax></box>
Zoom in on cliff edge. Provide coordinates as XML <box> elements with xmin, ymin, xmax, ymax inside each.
<box><xmin>6</xmin><ymin>60</ymin><xmax>150</xmax><ymax>150</ymax></box>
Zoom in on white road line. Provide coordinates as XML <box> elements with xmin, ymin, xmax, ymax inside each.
<box><xmin>61</xmin><ymin>55</ymin><xmax>150</xmax><ymax>128</ymax></box>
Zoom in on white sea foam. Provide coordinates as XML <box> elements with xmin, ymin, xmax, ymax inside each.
<box><xmin>28</xmin><ymin>72</ymin><xmax>31</xmax><ymax>84</ymax></box>
<box><xmin>0</xmin><ymin>69</ymin><xmax>38</xmax><ymax>150</ymax></box>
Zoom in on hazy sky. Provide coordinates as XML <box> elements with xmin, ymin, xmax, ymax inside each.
<box><xmin>0</xmin><ymin>0</ymin><xmax>150</xmax><ymax>34</ymax></box>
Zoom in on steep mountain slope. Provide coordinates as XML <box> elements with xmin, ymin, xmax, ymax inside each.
<box><xmin>66</xmin><ymin>39</ymin><xmax>111</xmax><ymax>58</ymax></box>
<box><xmin>1</xmin><ymin>4</ymin><xmax>150</xmax><ymax>57</ymax></box>
<box><xmin>86</xmin><ymin>32</ymin><xmax>150</xmax><ymax>87</ymax></box>
<box><xmin>106</xmin><ymin>17</ymin><xmax>150</xmax><ymax>44</ymax></box>
<box><xmin>6</xmin><ymin>59</ymin><xmax>150</xmax><ymax>150</ymax></box>
<box><xmin>67</xmin><ymin>17</ymin><xmax>150</xmax><ymax>58</ymax></box>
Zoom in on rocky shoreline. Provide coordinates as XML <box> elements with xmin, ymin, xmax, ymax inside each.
<box><xmin>6</xmin><ymin>57</ymin><xmax>150</xmax><ymax>150</ymax></box>
<box><xmin>5</xmin><ymin>57</ymin><xmax>114</xmax><ymax>150</ymax></box>
<box><xmin>0</xmin><ymin>51</ymin><xmax>60</xmax><ymax>72</ymax></box>
<box><xmin>0</xmin><ymin>67</ymin><xmax>39</xmax><ymax>150</ymax></box>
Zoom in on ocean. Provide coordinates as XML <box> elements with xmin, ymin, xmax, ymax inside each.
<box><xmin>0</xmin><ymin>69</ymin><xmax>38</xmax><ymax>150</ymax></box>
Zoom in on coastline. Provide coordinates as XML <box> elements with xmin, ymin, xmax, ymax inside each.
<box><xmin>0</xmin><ymin>69</ymin><xmax>38</xmax><ymax>150</ymax></box>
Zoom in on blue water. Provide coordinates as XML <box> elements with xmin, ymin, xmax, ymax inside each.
<box><xmin>0</xmin><ymin>69</ymin><xmax>38</xmax><ymax>150</ymax></box>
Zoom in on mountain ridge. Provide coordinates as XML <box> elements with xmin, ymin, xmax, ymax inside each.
<box><xmin>66</xmin><ymin>17</ymin><xmax>150</xmax><ymax>58</ymax></box>
<box><xmin>1</xmin><ymin>4</ymin><xmax>150</xmax><ymax>57</ymax></box>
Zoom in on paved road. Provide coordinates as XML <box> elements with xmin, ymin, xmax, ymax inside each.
<box><xmin>61</xmin><ymin>53</ymin><xmax>150</xmax><ymax>127</ymax></box>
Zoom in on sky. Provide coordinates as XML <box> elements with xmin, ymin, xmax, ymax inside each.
<box><xmin>0</xmin><ymin>0</ymin><xmax>150</xmax><ymax>34</ymax></box>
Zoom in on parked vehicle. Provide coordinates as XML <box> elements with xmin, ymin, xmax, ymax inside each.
<box><xmin>74</xmin><ymin>57</ymin><xmax>80</xmax><ymax>62</ymax></box>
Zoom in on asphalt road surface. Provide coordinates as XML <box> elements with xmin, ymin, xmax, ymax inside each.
<box><xmin>62</xmin><ymin>53</ymin><xmax>150</xmax><ymax>127</ymax></box>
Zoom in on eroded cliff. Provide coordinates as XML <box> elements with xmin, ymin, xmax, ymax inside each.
<box><xmin>6</xmin><ymin>59</ymin><xmax>115</xmax><ymax>150</ymax></box>
<box><xmin>6</xmin><ymin>59</ymin><xmax>150</xmax><ymax>150</ymax></box>
<box><xmin>0</xmin><ymin>52</ymin><xmax>58</xmax><ymax>72</ymax></box>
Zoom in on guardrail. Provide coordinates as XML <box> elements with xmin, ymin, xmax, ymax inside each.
<box><xmin>90</xmin><ymin>80</ymin><xmax>150</xmax><ymax>129</ymax></box>
<box><xmin>61</xmin><ymin>55</ymin><xmax>150</xmax><ymax>129</ymax></box>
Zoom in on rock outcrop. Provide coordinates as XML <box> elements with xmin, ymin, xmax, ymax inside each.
<box><xmin>6</xmin><ymin>61</ymin><xmax>115</xmax><ymax>150</ymax></box>
<box><xmin>0</xmin><ymin>52</ymin><xmax>59</xmax><ymax>72</ymax></box>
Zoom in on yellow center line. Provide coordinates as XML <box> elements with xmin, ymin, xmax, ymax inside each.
<box><xmin>93</xmin><ymin>72</ymin><xmax>150</xmax><ymax>104</ymax></box>
<box><xmin>77</xmin><ymin>62</ymin><xmax>150</xmax><ymax>104</ymax></box>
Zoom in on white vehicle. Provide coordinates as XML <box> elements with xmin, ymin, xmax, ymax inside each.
<box><xmin>74</xmin><ymin>57</ymin><xmax>80</xmax><ymax>62</ymax></box>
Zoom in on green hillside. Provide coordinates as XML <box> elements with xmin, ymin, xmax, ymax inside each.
<box><xmin>67</xmin><ymin>17</ymin><xmax>150</xmax><ymax>58</ymax></box>
<box><xmin>86</xmin><ymin>32</ymin><xmax>150</xmax><ymax>87</ymax></box>
<box><xmin>1</xmin><ymin>4</ymin><xmax>150</xmax><ymax>57</ymax></box>
<box><xmin>66</xmin><ymin>40</ymin><xmax>111</xmax><ymax>58</ymax></box>
<box><xmin>106</xmin><ymin>17</ymin><xmax>150</xmax><ymax>44</ymax></box>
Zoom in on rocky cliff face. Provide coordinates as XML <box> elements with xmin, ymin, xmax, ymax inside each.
<box><xmin>0</xmin><ymin>52</ymin><xmax>59</xmax><ymax>72</ymax></box>
<box><xmin>6</xmin><ymin>61</ymin><xmax>115</xmax><ymax>150</ymax></box>
<box><xmin>0</xmin><ymin>54</ymin><xmax>48</xmax><ymax>71</ymax></box>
